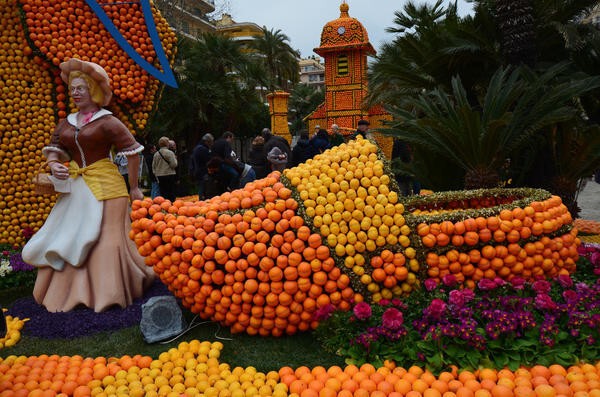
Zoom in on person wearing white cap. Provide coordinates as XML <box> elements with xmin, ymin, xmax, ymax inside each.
<box><xmin>22</xmin><ymin>59</ymin><xmax>154</xmax><ymax>313</ymax></box>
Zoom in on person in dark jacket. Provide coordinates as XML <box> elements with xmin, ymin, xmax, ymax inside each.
<box><xmin>352</xmin><ymin>119</ymin><xmax>371</xmax><ymax>139</ymax></box>
<box><xmin>392</xmin><ymin>138</ymin><xmax>421</xmax><ymax>196</ymax></box>
<box><xmin>210</xmin><ymin>131</ymin><xmax>240</xmax><ymax>191</ymax></box>
<box><xmin>309</xmin><ymin>128</ymin><xmax>330</xmax><ymax>156</ymax></box>
<box><xmin>330</xmin><ymin>124</ymin><xmax>345</xmax><ymax>147</ymax></box>
<box><xmin>190</xmin><ymin>133</ymin><xmax>214</xmax><ymax>200</ymax></box>
<box><xmin>203</xmin><ymin>157</ymin><xmax>228</xmax><ymax>198</ymax></box>
<box><xmin>290</xmin><ymin>133</ymin><xmax>313</xmax><ymax>167</ymax></box>
<box><xmin>262</xmin><ymin>128</ymin><xmax>291</xmax><ymax>167</ymax></box>
<box><xmin>248</xmin><ymin>135</ymin><xmax>269</xmax><ymax>179</ymax></box>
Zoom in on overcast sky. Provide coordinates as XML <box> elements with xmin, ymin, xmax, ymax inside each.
<box><xmin>213</xmin><ymin>0</ymin><xmax>473</xmax><ymax>58</ymax></box>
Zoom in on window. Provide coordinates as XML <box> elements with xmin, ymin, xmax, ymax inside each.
<box><xmin>337</xmin><ymin>54</ymin><xmax>349</xmax><ymax>75</ymax></box>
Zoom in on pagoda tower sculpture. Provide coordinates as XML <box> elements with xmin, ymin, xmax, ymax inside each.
<box><xmin>306</xmin><ymin>1</ymin><xmax>392</xmax><ymax>155</ymax></box>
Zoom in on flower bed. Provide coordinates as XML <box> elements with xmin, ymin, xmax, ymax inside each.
<box><xmin>0</xmin><ymin>247</ymin><xmax>36</xmax><ymax>291</ymax></box>
<box><xmin>316</xmin><ymin>258</ymin><xmax>600</xmax><ymax>371</ymax></box>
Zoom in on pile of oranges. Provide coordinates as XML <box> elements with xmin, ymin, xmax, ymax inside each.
<box><xmin>0</xmin><ymin>340</ymin><xmax>289</xmax><ymax>397</ymax></box>
<box><xmin>410</xmin><ymin>193</ymin><xmax>579</xmax><ymax>287</ymax></box>
<box><xmin>1</xmin><ymin>340</ymin><xmax>600</xmax><ymax>397</ymax></box>
<box><xmin>130</xmin><ymin>174</ymin><xmax>362</xmax><ymax>337</ymax></box>
<box><xmin>278</xmin><ymin>361</ymin><xmax>600</xmax><ymax>397</ymax></box>
<box><xmin>0</xmin><ymin>0</ymin><xmax>176</xmax><ymax>246</ymax></box>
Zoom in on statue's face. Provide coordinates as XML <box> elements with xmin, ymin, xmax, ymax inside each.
<box><xmin>70</xmin><ymin>77</ymin><xmax>93</xmax><ymax>108</ymax></box>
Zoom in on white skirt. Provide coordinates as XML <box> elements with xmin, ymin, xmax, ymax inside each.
<box><xmin>22</xmin><ymin>177</ymin><xmax>103</xmax><ymax>270</ymax></box>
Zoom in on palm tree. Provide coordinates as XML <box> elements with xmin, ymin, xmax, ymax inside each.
<box><xmin>249</xmin><ymin>27</ymin><xmax>300</xmax><ymax>92</ymax></box>
<box><xmin>366</xmin><ymin>0</ymin><xmax>500</xmax><ymax>109</ymax></box>
<box><xmin>370</xmin><ymin>0</ymin><xmax>600</xmax><ymax>204</ymax></box>
<box><xmin>288</xmin><ymin>84</ymin><xmax>325</xmax><ymax>134</ymax></box>
<box><xmin>148</xmin><ymin>33</ymin><xmax>269</xmax><ymax>148</ymax></box>
<box><xmin>494</xmin><ymin>0</ymin><xmax>536</xmax><ymax>66</ymax></box>
<box><xmin>385</xmin><ymin>64</ymin><xmax>600</xmax><ymax>189</ymax></box>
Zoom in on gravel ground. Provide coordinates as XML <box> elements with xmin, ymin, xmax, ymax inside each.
<box><xmin>577</xmin><ymin>178</ymin><xmax>600</xmax><ymax>221</ymax></box>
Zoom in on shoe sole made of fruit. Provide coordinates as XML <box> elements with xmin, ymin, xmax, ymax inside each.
<box><xmin>130</xmin><ymin>136</ymin><xmax>579</xmax><ymax>336</ymax></box>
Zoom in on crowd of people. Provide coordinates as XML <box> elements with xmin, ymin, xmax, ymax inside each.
<box><xmin>132</xmin><ymin>119</ymin><xmax>421</xmax><ymax>202</ymax></box>
<box><xmin>185</xmin><ymin>124</ymin><xmax>353</xmax><ymax>200</ymax></box>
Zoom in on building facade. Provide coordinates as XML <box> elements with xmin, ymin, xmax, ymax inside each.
<box><xmin>153</xmin><ymin>0</ymin><xmax>216</xmax><ymax>39</ymax></box>
<box><xmin>214</xmin><ymin>13</ymin><xmax>264</xmax><ymax>53</ymax></box>
<box><xmin>299</xmin><ymin>57</ymin><xmax>325</xmax><ymax>89</ymax></box>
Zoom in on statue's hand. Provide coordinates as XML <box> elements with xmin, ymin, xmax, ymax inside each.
<box><xmin>49</xmin><ymin>161</ymin><xmax>69</xmax><ymax>180</ymax></box>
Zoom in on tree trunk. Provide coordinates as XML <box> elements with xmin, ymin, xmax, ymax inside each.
<box><xmin>495</xmin><ymin>0</ymin><xmax>536</xmax><ymax>66</ymax></box>
<box><xmin>464</xmin><ymin>166</ymin><xmax>500</xmax><ymax>190</ymax></box>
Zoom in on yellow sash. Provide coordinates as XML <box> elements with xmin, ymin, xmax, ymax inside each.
<box><xmin>69</xmin><ymin>158</ymin><xmax>128</xmax><ymax>201</ymax></box>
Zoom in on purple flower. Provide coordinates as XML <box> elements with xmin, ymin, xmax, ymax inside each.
<box><xmin>535</xmin><ymin>293</ymin><xmax>557</xmax><ymax>310</ymax></box>
<box><xmin>426</xmin><ymin>299</ymin><xmax>447</xmax><ymax>319</ymax></box>
<box><xmin>442</xmin><ymin>274</ymin><xmax>457</xmax><ymax>287</ymax></box>
<box><xmin>382</xmin><ymin>308</ymin><xmax>404</xmax><ymax>330</ymax></box>
<box><xmin>313</xmin><ymin>304</ymin><xmax>336</xmax><ymax>321</ymax></box>
<box><xmin>424</xmin><ymin>278</ymin><xmax>438</xmax><ymax>291</ymax></box>
<box><xmin>533</xmin><ymin>280</ymin><xmax>551</xmax><ymax>294</ymax></box>
<box><xmin>7</xmin><ymin>279</ymin><xmax>170</xmax><ymax>339</ymax></box>
<box><xmin>478</xmin><ymin>279</ymin><xmax>497</xmax><ymax>291</ymax></box>
<box><xmin>557</xmin><ymin>274</ymin><xmax>573</xmax><ymax>288</ymax></box>
<box><xmin>353</xmin><ymin>302</ymin><xmax>372</xmax><ymax>320</ymax></box>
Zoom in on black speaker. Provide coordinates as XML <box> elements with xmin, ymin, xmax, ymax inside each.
<box><xmin>140</xmin><ymin>296</ymin><xmax>187</xmax><ymax>343</ymax></box>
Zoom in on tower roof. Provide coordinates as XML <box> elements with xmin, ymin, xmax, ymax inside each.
<box><xmin>314</xmin><ymin>2</ymin><xmax>375</xmax><ymax>56</ymax></box>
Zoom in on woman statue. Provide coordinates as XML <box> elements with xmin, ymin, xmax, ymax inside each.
<box><xmin>22</xmin><ymin>59</ymin><xmax>154</xmax><ymax>312</ymax></box>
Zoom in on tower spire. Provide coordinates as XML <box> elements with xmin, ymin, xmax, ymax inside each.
<box><xmin>340</xmin><ymin>1</ymin><xmax>349</xmax><ymax>17</ymax></box>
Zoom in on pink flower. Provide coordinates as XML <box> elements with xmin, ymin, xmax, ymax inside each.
<box><xmin>493</xmin><ymin>277</ymin><xmax>506</xmax><ymax>287</ymax></box>
<box><xmin>448</xmin><ymin>289</ymin><xmax>475</xmax><ymax>307</ymax></box>
<box><xmin>424</xmin><ymin>278</ymin><xmax>438</xmax><ymax>291</ymax></box>
<box><xmin>382</xmin><ymin>308</ymin><xmax>404</xmax><ymax>330</ymax></box>
<box><xmin>535</xmin><ymin>293</ymin><xmax>557</xmax><ymax>310</ymax></box>
<box><xmin>426</xmin><ymin>299</ymin><xmax>446</xmax><ymax>319</ymax></box>
<box><xmin>563</xmin><ymin>290</ymin><xmax>578</xmax><ymax>303</ymax></box>
<box><xmin>353</xmin><ymin>302</ymin><xmax>372</xmax><ymax>320</ymax></box>
<box><xmin>510</xmin><ymin>277</ymin><xmax>526</xmax><ymax>289</ymax></box>
<box><xmin>378</xmin><ymin>299</ymin><xmax>391</xmax><ymax>306</ymax></box>
<box><xmin>442</xmin><ymin>274</ymin><xmax>457</xmax><ymax>287</ymax></box>
<box><xmin>478</xmin><ymin>279</ymin><xmax>497</xmax><ymax>291</ymax></box>
<box><xmin>391</xmin><ymin>298</ymin><xmax>403</xmax><ymax>307</ymax></box>
<box><xmin>557</xmin><ymin>274</ymin><xmax>573</xmax><ymax>288</ymax></box>
<box><xmin>533</xmin><ymin>280</ymin><xmax>551</xmax><ymax>294</ymax></box>
<box><xmin>313</xmin><ymin>304</ymin><xmax>335</xmax><ymax>321</ymax></box>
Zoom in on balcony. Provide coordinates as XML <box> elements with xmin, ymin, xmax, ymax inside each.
<box><xmin>183</xmin><ymin>0</ymin><xmax>215</xmax><ymax>14</ymax></box>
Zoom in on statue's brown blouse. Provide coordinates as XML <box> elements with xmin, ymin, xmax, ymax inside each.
<box><xmin>49</xmin><ymin>115</ymin><xmax>140</xmax><ymax>167</ymax></box>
